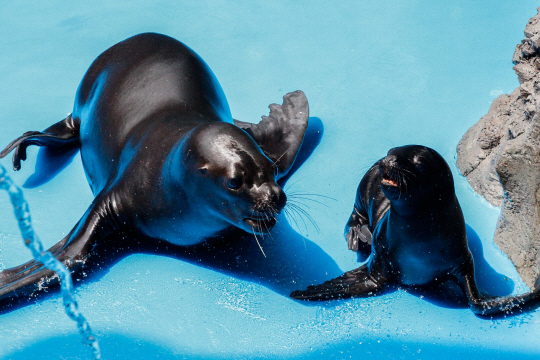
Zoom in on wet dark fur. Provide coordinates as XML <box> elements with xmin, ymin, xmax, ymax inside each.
<box><xmin>0</xmin><ymin>33</ymin><xmax>309</xmax><ymax>304</ymax></box>
<box><xmin>291</xmin><ymin>145</ymin><xmax>540</xmax><ymax>316</ymax></box>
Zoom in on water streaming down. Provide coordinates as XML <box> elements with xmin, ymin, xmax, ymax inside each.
<box><xmin>0</xmin><ymin>164</ymin><xmax>101</xmax><ymax>360</ymax></box>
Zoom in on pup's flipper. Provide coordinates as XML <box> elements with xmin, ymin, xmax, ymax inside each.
<box><xmin>0</xmin><ymin>115</ymin><xmax>80</xmax><ymax>171</ymax></box>
<box><xmin>290</xmin><ymin>261</ymin><xmax>387</xmax><ymax>301</ymax></box>
<box><xmin>452</xmin><ymin>256</ymin><xmax>540</xmax><ymax>316</ymax></box>
<box><xmin>345</xmin><ymin>207</ymin><xmax>372</xmax><ymax>259</ymax></box>
<box><xmin>0</xmin><ymin>195</ymin><xmax>117</xmax><ymax>303</ymax></box>
<box><xmin>234</xmin><ymin>91</ymin><xmax>309</xmax><ymax>179</ymax></box>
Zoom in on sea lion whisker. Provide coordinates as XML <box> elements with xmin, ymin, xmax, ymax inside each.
<box><xmin>260</xmin><ymin>207</ymin><xmax>270</xmax><ymax>221</ymax></box>
<box><xmin>264</xmin><ymin>207</ymin><xmax>278</xmax><ymax>227</ymax></box>
<box><xmin>283</xmin><ymin>208</ymin><xmax>307</xmax><ymax>250</ymax></box>
<box><xmin>251</xmin><ymin>227</ymin><xmax>266</xmax><ymax>258</ymax></box>
<box><xmin>284</xmin><ymin>208</ymin><xmax>303</xmax><ymax>234</ymax></box>
<box><xmin>397</xmin><ymin>169</ymin><xmax>413</xmax><ymax>190</ymax></box>
<box><xmin>284</xmin><ymin>184</ymin><xmax>298</xmax><ymax>193</ymax></box>
<box><xmin>285</xmin><ymin>192</ymin><xmax>337</xmax><ymax>201</ymax></box>
<box><xmin>283</xmin><ymin>176</ymin><xmax>309</xmax><ymax>193</ymax></box>
<box><xmin>396</xmin><ymin>170</ymin><xmax>404</xmax><ymax>200</ymax></box>
<box><xmin>401</xmin><ymin>175</ymin><xmax>408</xmax><ymax>193</ymax></box>
<box><xmin>257</xmin><ymin>220</ymin><xmax>265</xmax><ymax>239</ymax></box>
<box><xmin>288</xmin><ymin>199</ymin><xmax>312</xmax><ymax>210</ymax></box>
<box><xmin>286</xmin><ymin>204</ymin><xmax>310</xmax><ymax>234</ymax></box>
<box><xmin>267</xmin><ymin>205</ymin><xmax>280</xmax><ymax>220</ymax></box>
<box><xmin>286</xmin><ymin>195</ymin><xmax>330</xmax><ymax>207</ymax></box>
<box><xmin>399</xmin><ymin>168</ymin><xmax>416</xmax><ymax>178</ymax></box>
<box><xmin>389</xmin><ymin>166</ymin><xmax>399</xmax><ymax>183</ymax></box>
<box><xmin>261</xmin><ymin>203</ymin><xmax>278</xmax><ymax>220</ymax></box>
<box><xmin>260</xmin><ymin>210</ymin><xmax>277</xmax><ymax>242</ymax></box>
<box><xmin>288</xmin><ymin>203</ymin><xmax>320</xmax><ymax>234</ymax></box>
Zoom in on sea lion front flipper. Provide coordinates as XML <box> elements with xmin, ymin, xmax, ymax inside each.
<box><xmin>0</xmin><ymin>195</ymin><xmax>117</xmax><ymax>303</ymax></box>
<box><xmin>290</xmin><ymin>262</ymin><xmax>387</xmax><ymax>301</ymax></box>
<box><xmin>0</xmin><ymin>115</ymin><xmax>80</xmax><ymax>171</ymax></box>
<box><xmin>234</xmin><ymin>91</ymin><xmax>309</xmax><ymax>179</ymax></box>
<box><xmin>345</xmin><ymin>207</ymin><xmax>372</xmax><ymax>258</ymax></box>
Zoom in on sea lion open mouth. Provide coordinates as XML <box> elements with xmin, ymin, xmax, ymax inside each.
<box><xmin>380</xmin><ymin>163</ymin><xmax>401</xmax><ymax>189</ymax></box>
<box><xmin>381</xmin><ymin>178</ymin><xmax>399</xmax><ymax>187</ymax></box>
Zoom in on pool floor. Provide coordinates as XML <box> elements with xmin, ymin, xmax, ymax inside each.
<box><xmin>1</xmin><ymin>1</ymin><xmax>540</xmax><ymax>359</ymax></box>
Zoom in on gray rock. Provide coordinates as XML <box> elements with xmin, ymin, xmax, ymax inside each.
<box><xmin>456</xmin><ymin>7</ymin><xmax>540</xmax><ymax>288</ymax></box>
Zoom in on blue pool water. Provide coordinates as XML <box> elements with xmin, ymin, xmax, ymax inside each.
<box><xmin>1</xmin><ymin>1</ymin><xmax>540</xmax><ymax>359</ymax></box>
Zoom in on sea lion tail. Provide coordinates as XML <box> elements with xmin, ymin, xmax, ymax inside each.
<box><xmin>0</xmin><ymin>114</ymin><xmax>80</xmax><ymax>171</ymax></box>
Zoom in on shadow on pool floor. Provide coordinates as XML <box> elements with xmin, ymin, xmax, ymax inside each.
<box><xmin>5</xmin><ymin>331</ymin><xmax>540</xmax><ymax>360</ymax></box>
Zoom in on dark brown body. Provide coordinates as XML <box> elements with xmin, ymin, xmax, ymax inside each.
<box><xmin>0</xmin><ymin>33</ymin><xmax>308</xmax><ymax>303</ymax></box>
<box><xmin>75</xmin><ymin>33</ymin><xmax>233</xmax><ymax>195</ymax></box>
<box><xmin>292</xmin><ymin>145</ymin><xmax>540</xmax><ymax>317</ymax></box>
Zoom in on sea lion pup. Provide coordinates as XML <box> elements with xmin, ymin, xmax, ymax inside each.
<box><xmin>0</xmin><ymin>33</ymin><xmax>309</xmax><ymax>302</ymax></box>
<box><xmin>291</xmin><ymin>145</ymin><xmax>540</xmax><ymax>316</ymax></box>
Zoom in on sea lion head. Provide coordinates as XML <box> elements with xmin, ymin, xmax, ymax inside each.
<box><xmin>180</xmin><ymin>122</ymin><xmax>286</xmax><ymax>234</ymax></box>
<box><xmin>378</xmin><ymin>145</ymin><xmax>454</xmax><ymax>203</ymax></box>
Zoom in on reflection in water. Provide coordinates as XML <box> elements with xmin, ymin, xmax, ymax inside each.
<box><xmin>0</xmin><ymin>164</ymin><xmax>101</xmax><ymax>359</ymax></box>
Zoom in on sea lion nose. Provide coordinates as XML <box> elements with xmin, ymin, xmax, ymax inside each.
<box><xmin>382</xmin><ymin>154</ymin><xmax>398</xmax><ymax>167</ymax></box>
<box><xmin>259</xmin><ymin>183</ymin><xmax>286</xmax><ymax>213</ymax></box>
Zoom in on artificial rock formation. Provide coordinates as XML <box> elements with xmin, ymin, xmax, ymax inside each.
<box><xmin>457</xmin><ymin>8</ymin><xmax>540</xmax><ymax>288</ymax></box>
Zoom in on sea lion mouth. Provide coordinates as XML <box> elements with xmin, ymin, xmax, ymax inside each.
<box><xmin>242</xmin><ymin>214</ymin><xmax>277</xmax><ymax>231</ymax></box>
<box><xmin>381</xmin><ymin>177</ymin><xmax>399</xmax><ymax>188</ymax></box>
<box><xmin>380</xmin><ymin>161</ymin><xmax>403</xmax><ymax>190</ymax></box>
<box><xmin>381</xmin><ymin>177</ymin><xmax>398</xmax><ymax>187</ymax></box>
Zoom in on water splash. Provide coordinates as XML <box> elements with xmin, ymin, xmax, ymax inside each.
<box><xmin>0</xmin><ymin>164</ymin><xmax>101</xmax><ymax>359</ymax></box>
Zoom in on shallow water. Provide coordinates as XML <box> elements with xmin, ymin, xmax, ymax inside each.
<box><xmin>1</xmin><ymin>1</ymin><xmax>540</xmax><ymax>359</ymax></box>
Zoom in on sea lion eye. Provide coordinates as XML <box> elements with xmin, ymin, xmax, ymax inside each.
<box><xmin>226</xmin><ymin>176</ymin><xmax>243</xmax><ymax>190</ymax></box>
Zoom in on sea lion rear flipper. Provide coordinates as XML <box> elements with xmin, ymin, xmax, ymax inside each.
<box><xmin>234</xmin><ymin>91</ymin><xmax>309</xmax><ymax>179</ymax></box>
<box><xmin>452</xmin><ymin>256</ymin><xmax>540</xmax><ymax>316</ymax></box>
<box><xmin>0</xmin><ymin>195</ymin><xmax>116</xmax><ymax>303</ymax></box>
<box><xmin>290</xmin><ymin>262</ymin><xmax>387</xmax><ymax>301</ymax></box>
<box><xmin>0</xmin><ymin>115</ymin><xmax>80</xmax><ymax>171</ymax></box>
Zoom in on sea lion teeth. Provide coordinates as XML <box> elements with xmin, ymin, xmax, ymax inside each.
<box><xmin>381</xmin><ymin>178</ymin><xmax>398</xmax><ymax>187</ymax></box>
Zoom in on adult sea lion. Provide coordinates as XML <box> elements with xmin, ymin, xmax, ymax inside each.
<box><xmin>291</xmin><ymin>145</ymin><xmax>540</xmax><ymax>316</ymax></box>
<box><xmin>0</xmin><ymin>33</ymin><xmax>309</xmax><ymax>301</ymax></box>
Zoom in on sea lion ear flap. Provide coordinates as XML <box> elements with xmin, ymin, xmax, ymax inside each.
<box><xmin>234</xmin><ymin>90</ymin><xmax>309</xmax><ymax>179</ymax></box>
